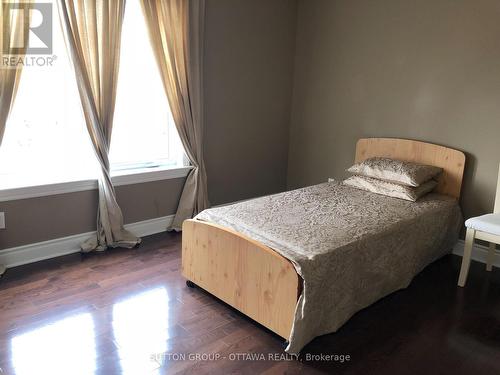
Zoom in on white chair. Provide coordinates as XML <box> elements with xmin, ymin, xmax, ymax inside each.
<box><xmin>458</xmin><ymin>164</ymin><xmax>500</xmax><ymax>287</ymax></box>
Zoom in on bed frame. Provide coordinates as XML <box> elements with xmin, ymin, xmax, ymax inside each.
<box><xmin>182</xmin><ymin>138</ymin><xmax>465</xmax><ymax>341</ymax></box>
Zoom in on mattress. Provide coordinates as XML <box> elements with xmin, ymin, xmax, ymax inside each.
<box><xmin>195</xmin><ymin>182</ymin><xmax>462</xmax><ymax>353</ymax></box>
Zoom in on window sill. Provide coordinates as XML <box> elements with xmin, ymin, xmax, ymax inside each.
<box><xmin>0</xmin><ymin>165</ymin><xmax>192</xmax><ymax>202</ymax></box>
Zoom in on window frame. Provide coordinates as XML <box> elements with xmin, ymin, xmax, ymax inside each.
<box><xmin>0</xmin><ymin>165</ymin><xmax>192</xmax><ymax>202</ymax></box>
<box><xmin>0</xmin><ymin>0</ymin><xmax>190</xmax><ymax>202</ymax></box>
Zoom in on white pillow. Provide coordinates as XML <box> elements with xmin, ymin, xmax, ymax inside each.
<box><xmin>347</xmin><ymin>157</ymin><xmax>442</xmax><ymax>187</ymax></box>
<box><xmin>343</xmin><ymin>175</ymin><xmax>438</xmax><ymax>202</ymax></box>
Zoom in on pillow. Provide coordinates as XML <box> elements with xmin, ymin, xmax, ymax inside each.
<box><xmin>347</xmin><ymin>157</ymin><xmax>442</xmax><ymax>187</ymax></box>
<box><xmin>343</xmin><ymin>175</ymin><xmax>438</xmax><ymax>202</ymax></box>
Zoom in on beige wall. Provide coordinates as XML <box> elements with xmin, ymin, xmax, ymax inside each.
<box><xmin>8</xmin><ymin>0</ymin><xmax>496</xmax><ymax>249</ymax></box>
<box><xmin>288</xmin><ymin>0</ymin><xmax>500</xmax><ymax>220</ymax></box>
<box><xmin>0</xmin><ymin>178</ymin><xmax>185</xmax><ymax>249</ymax></box>
<box><xmin>0</xmin><ymin>0</ymin><xmax>298</xmax><ymax>249</ymax></box>
<box><xmin>204</xmin><ymin>0</ymin><xmax>297</xmax><ymax>205</ymax></box>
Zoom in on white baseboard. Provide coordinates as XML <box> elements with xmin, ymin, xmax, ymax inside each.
<box><xmin>124</xmin><ymin>215</ymin><xmax>174</xmax><ymax>237</ymax></box>
<box><xmin>452</xmin><ymin>239</ymin><xmax>500</xmax><ymax>268</ymax></box>
<box><xmin>2</xmin><ymin>220</ymin><xmax>497</xmax><ymax>271</ymax></box>
<box><xmin>0</xmin><ymin>215</ymin><xmax>174</xmax><ymax>269</ymax></box>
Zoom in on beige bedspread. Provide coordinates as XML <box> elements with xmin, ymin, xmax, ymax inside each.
<box><xmin>195</xmin><ymin>182</ymin><xmax>462</xmax><ymax>353</ymax></box>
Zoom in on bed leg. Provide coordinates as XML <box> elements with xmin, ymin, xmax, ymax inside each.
<box><xmin>186</xmin><ymin>280</ymin><xmax>196</xmax><ymax>288</ymax></box>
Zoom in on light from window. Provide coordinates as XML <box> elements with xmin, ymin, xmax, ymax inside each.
<box><xmin>112</xmin><ymin>287</ymin><xmax>170</xmax><ymax>373</ymax></box>
<box><xmin>0</xmin><ymin>0</ymin><xmax>185</xmax><ymax>191</ymax></box>
<box><xmin>110</xmin><ymin>0</ymin><xmax>185</xmax><ymax>172</ymax></box>
<box><xmin>11</xmin><ymin>313</ymin><xmax>97</xmax><ymax>375</ymax></box>
<box><xmin>0</xmin><ymin>2</ymin><xmax>98</xmax><ymax>189</ymax></box>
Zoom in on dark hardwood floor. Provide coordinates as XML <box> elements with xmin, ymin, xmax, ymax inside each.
<box><xmin>0</xmin><ymin>232</ymin><xmax>499</xmax><ymax>375</ymax></box>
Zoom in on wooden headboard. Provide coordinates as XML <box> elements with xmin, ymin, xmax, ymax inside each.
<box><xmin>355</xmin><ymin>138</ymin><xmax>465</xmax><ymax>199</ymax></box>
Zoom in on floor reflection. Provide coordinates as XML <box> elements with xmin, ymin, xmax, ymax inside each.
<box><xmin>11</xmin><ymin>313</ymin><xmax>96</xmax><ymax>375</ymax></box>
<box><xmin>112</xmin><ymin>287</ymin><xmax>170</xmax><ymax>374</ymax></box>
<box><xmin>7</xmin><ymin>287</ymin><xmax>172</xmax><ymax>375</ymax></box>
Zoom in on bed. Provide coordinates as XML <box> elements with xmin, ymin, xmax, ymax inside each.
<box><xmin>182</xmin><ymin>138</ymin><xmax>465</xmax><ymax>353</ymax></box>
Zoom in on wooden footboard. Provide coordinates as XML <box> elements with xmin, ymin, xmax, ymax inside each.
<box><xmin>181</xmin><ymin>219</ymin><xmax>301</xmax><ymax>339</ymax></box>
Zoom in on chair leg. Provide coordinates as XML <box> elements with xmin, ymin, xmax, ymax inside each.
<box><xmin>486</xmin><ymin>243</ymin><xmax>496</xmax><ymax>271</ymax></box>
<box><xmin>458</xmin><ymin>228</ymin><xmax>475</xmax><ymax>287</ymax></box>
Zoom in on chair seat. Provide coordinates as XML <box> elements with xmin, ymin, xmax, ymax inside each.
<box><xmin>465</xmin><ymin>214</ymin><xmax>500</xmax><ymax>235</ymax></box>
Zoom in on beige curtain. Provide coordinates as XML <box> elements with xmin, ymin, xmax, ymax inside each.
<box><xmin>58</xmin><ymin>0</ymin><xmax>140</xmax><ymax>251</ymax></box>
<box><xmin>141</xmin><ymin>0</ymin><xmax>208</xmax><ymax>231</ymax></box>
<box><xmin>0</xmin><ymin>1</ymin><xmax>31</xmax><ymax>275</ymax></box>
<box><xmin>0</xmin><ymin>1</ymin><xmax>29</xmax><ymax>144</ymax></box>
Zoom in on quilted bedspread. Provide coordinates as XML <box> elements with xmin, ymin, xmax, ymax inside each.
<box><xmin>195</xmin><ymin>182</ymin><xmax>462</xmax><ymax>353</ymax></box>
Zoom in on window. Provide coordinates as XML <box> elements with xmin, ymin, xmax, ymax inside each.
<box><xmin>0</xmin><ymin>0</ymin><xmax>186</xmax><ymax>192</ymax></box>
<box><xmin>0</xmin><ymin>2</ymin><xmax>97</xmax><ymax>189</ymax></box>
<box><xmin>111</xmin><ymin>0</ymin><xmax>185</xmax><ymax>172</ymax></box>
